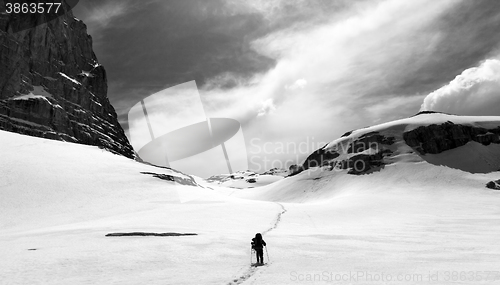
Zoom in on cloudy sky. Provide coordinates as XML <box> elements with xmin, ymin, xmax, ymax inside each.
<box><xmin>73</xmin><ymin>0</ymin><xmax>500</xmax><ymax>177</ymax></box>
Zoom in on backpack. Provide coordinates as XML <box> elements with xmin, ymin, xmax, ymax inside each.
<box><xmin>251</xmin><ymin>236</ymin><xmax>264</xmax><ymax>249</ymax></box>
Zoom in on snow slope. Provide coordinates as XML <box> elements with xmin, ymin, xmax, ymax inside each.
<box><xmin>0</xmin><ymin>131</ymin><xmax>280</xmax><ymax>285</ymax></box>
<box><xmin>2</xmin><ymin>111</ymin><xmax>500</xmax><ymax>285</ymax></box>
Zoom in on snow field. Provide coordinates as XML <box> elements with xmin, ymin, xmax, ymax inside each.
<box><xmin>2</xmin><ymin>125</ymin><xmax>500</xmax><ymax>284</ymax></box>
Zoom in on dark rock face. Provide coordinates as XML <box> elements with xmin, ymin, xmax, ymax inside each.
<box><xmin>347</xmin><ymin>132</ymin><xmax>395</xmax><ymax>153</ymax></box>
<box><xmin>260</xmin><ymin>167</ymin><xmax>288</xmax><ymax>176</ymax></box>
<box><xmin>486</xmin><ymin>180</ymin><xmax>500</xmax><ymax>190</ymax></box>
<box><xmin>410</xmin><ymin>110</ymin><xmax>449</xmax><ymax>117</ymax></box>
<box><xmin>140</xmin><ymin>172</ymin><xmax>198</xmax><ymax>187</ymax></box>
<box><xmin>403</xmin><ymin>122</ymin><xmax>500</xmax><ymax>155</ymax></box>
<box><xmin>341</xmin><ymin>130</ymin><xmax>353</xmax><ymax>137</ymax></box>
<box><xmin>344</xmin><ymin>150</ymin><xmax>392</xmax><ymax>174</ymax></box>
<box><xmin>0</xmin><ymin>1</ymin><xmax>134</xmax><ymax>158</ymax></box>
<box><xmin>293</xmin><ymin>132</ymin><xmax>394</xmax><ymax>176</ymax></box>
<box><xmin>288</xmin><ymin>164</ymin><xmax>302</xmax><ymax>176</ymax></box>
<box><xmin>302</xmin><ymin>147</ymin><xmax>340</xmax><ymax>170</ymax></box>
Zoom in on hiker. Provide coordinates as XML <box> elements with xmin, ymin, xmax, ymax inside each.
<box><xmin>251</xmin><ymin>233</ymin><xmax>267</xmax><ymax>264</ymax></box>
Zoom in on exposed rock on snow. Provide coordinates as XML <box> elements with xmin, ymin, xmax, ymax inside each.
<box><xmin>403</xmin><ymin>122</ymin><xmax>500</xmax><ymax>154</ymax></box>
<box><xmin>486</xmin><ymin>180</ymin><xmax>500</xmax><ymax>190</ymax></box>
<box><xmin>140</xmin><ymin>172</ymin><xmax>199</xmax><ymax>187</ymax></box>
<box><xmin>298</xmin><ymin>131</ymin><xmax>395</xmax><ymax>175</ymax></box>
<box><xmin>260</xmin><ymin>168</ymin><xmax>289</xmax><ymax>177</ymax></box>
<box><xmin>207</xmin><ymin>170</ymin><xmax>257</xmax><ymax>184</ymax></box>
<box><xmin>206</xmin><ymin>170</ymin><xmax>284</xmax><ymax>188</ymax></box>
<box><xmin>0</xmin><ymin>4</ymin><xmax>134</xmax><ymax>158</ymax></box>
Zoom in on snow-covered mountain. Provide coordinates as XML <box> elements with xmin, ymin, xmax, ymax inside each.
<box><xmin>293</xmin><ymin>112</ymin><xmax>500</xmax><ymax>176</ymax></box>
<box><xmin>207</xmin><ymin>112</ymin><xmax>500</xmax><ymax>192</ymax></box>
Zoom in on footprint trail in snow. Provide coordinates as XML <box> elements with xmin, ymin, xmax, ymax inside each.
<box><xmin>227</xmin><ymin>203</ymin><xmax>287</xmax><ymax>285</ymax></box>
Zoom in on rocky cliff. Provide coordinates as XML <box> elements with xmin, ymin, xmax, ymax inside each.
<box><xmin>296</xmin><ymin>131</ymin><xmax>396</xmax><ymax>175</ymax></box>
<box><xmin>403</xmin><ymin>122</ymin><xmax>500</xmax><ymax>155</ymax></box>
<box><xmin>0</xmin><ymin>1</ymin><xmax>134</xmax><ymax>158</ymax></box>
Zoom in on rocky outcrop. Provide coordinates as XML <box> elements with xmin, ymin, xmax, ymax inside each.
<box><xmin>140</xmin><ymin>172</ymin><xmax>199</xmax><ymax>187</ymax></box>
<box><xmin>486</xmin><ymin>180</ymin><xmax>500</xmax><ymax>190</ymax></box>
<box><xmin>344</xmin><ymin>150</ymin><xmax>393</xmax><ymax>174</ymax></box>
<box><xmin>295</xmin><ymin>132</ymin><xmax>394</xmax><ymax>176</ymax></box>
<box><xmin>246</xmin><ymin>178</ymin><xmax>257</xmax><ymax>183</ymax></box>
<box><xmin>0</xmin><ymin>1</ymin><xmax>134</xmax><ymax>158</ymax></box>
<box><xmin>347</xmin><ymin>132</ymin><xmax>395</xmax><ymax>153</ymax></box>
<box><xmin>260</xmin><ymin>167</ymin><xmax>289</xmax><ymax>177</ymax></box>
<box><xmin>301</xmin><ymin>146</ymin><xmax>340</xmax><ymax>170</ymax></box>
<box><xmin>403</xmin><ymin>122</ymin><xmax>500</xmax><ymax>155</ymax></box>
<box><xmin>288</xmin><ymin>164</ymin><xmax>302</xmax><ymax>176</ymax></box>
<box><xmin>207</xmin><ymin>170</ymin><xmax>257</xmax><ymax>184</ymax></box>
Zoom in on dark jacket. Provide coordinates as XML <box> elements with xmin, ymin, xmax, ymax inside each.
<box><xmin>251</xmin><ymin>237</ymin><xmax>266</xmax><ymax>250</ymax></box>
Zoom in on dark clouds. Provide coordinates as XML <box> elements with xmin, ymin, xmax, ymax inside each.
<box><xmin>72</xmin><ymin>0</ymin><xmax>368</xmax><ymax>134</ymax></box>
<box><xmin>73</xmin><ymin>0</ymin><xmax>275</xmax><ymax>121</ymax></box>
<box><xmin>344</xmin><ymin>0</ymin><xmax>500</xmax><ymax>100</ymax></box>
<box><xmin>73</xmin><ymin>0</ymin><xmax>500</xmax><ymax>172</ymax></box>
<box><xmin>73</xmin><ymin>0</ymin><xmax>500</xmax><ymax>106</ymax></box>
<box><xmin>394</xmin><ymin>0</ymin><xmax>500</xmax><ymax>95</ymax></box>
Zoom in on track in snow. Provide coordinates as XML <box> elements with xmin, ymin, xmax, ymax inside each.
<box><xmin>227</xmin><ymin>203</ymin><xmax>287</xmax><ymax>285</ymax></box>
<box><xmin>263</xmin><ymin>203</ymin><xmax>287</xmax><ymax>235</ymax></box>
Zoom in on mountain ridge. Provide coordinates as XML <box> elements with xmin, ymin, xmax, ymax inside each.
<box><xmin>0</xmin><ymin>1</ymin><xmax>134</xmax><ymax>158</ymax></box>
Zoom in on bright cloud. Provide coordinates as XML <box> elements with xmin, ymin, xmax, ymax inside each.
<box><xmin>198</xmin><ymin>0</ymin><xmax>461</xmax><ymax>169</ymax></box>
<box><xmin>74</xmin><ymin>1</ymin><xmax>133</xmax><ymax>36</ymax></box>
<box><xmin>87</xmin><ymin>2</ymin><xmax>128</xmax><ymax>27</ymax></box>
<box><xmin>421</xmin><ymin>59</ymin><xmax>500</xmax><ymax>116</ymax></box>
<box><xmin>285</xmin><ymin>79</ymin><xmax>307</xmax><ymax>90</ymax></box>
<box><xmin>257</xmin><ymin>99</ymin><xmax>277</xmax><ymax>117</ymax></box>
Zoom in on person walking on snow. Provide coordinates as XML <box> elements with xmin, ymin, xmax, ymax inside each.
<box><xmin>251</xmin><ymin>233</ymin><xmax>266</xmax><ymax>264</ymax></box>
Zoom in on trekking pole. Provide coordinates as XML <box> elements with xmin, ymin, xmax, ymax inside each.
<box><xmin>250</xmin><ymin>245</ymin><xmax>253</xmax><ymax>265</ymax></box>
<box><xmin>265</xmin><ymin>246</ymin><xmax>270</xmax><ymax>263</ymax></box>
